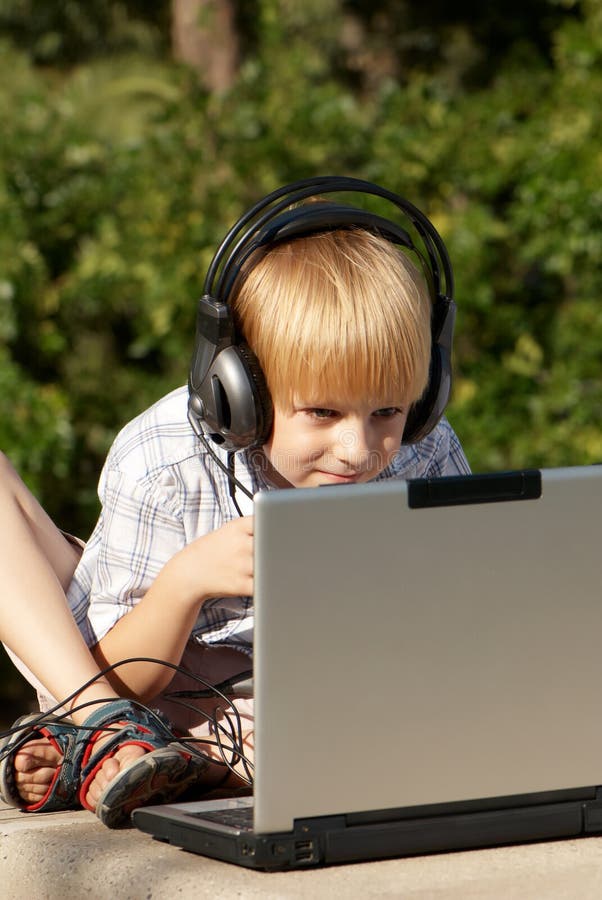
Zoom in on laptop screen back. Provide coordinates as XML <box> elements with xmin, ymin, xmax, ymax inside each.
<box><xmin>252</xmin><ymin>466</ymin><xmax>602</xmax><ymax>833</ymax></box>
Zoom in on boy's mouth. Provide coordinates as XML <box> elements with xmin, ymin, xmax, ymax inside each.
<box><xmin>315</xmin><ymin>470</ymin><xmax>361</xmax><ymax>484</ymax></box>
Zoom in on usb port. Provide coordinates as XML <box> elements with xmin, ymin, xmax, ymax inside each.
<box><xmin>294</xmin><ymin>840</ymin><xmax>315</xmax><ymax>863</ymax></box>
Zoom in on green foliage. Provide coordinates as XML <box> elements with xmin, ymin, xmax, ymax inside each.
<box><xmin>0</xmin><ymin>0</ymin><xmax>170</xmax><ymax>64</ymax></box>
<box><xmin>0</xmin><ymin>0</ymin><xmax>600</xmax><ymax>542</ymax></box>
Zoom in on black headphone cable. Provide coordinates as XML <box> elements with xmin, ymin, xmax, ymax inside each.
<box><xmin>187</xmin><ymin>407</ymin><xmax>253</xmax><ymax>514</ymax></box>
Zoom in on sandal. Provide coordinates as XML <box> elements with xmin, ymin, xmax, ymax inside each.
<box><xmin>1</xmin><ymin>700</ymin><xmax>211</xmax><ymax>827</ymax></box>
<box><xmin>78</xmin><ymin>698</ymin><xmax>212</xmax><ymax>828</ymax></box>
<box><xmin>0</xmin><ymin>712</ymin><xmax>81</xmax><ymax>812</ymax></box>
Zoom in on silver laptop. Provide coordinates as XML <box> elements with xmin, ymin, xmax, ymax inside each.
<box><xmin>133</xmin><ymin>466</ymin><xmax>602</xmax><ymax>869</ymax></box>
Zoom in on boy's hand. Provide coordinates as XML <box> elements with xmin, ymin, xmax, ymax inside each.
<box><xmin>170</xmin><ymin>516</ymin><xmax>254</xmax><ymax>606</ymax></box>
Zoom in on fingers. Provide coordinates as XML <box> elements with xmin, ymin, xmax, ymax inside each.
<box><xmin>197</xmin><ymin>516</ymin><xmax>255</xmax><ymax>598</ymax></box>
<box><xmin>224</xmin><ymin>514</ymin><xmax>253</xmax><ymax>537</ymax></box>
<box><xmin>239</xmin><ymin>514</ymin><xmax>254</xmax><ymax>535</ymax></box>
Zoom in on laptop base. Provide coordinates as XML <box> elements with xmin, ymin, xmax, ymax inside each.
<box><xmin>132</xmin><ymin>786</ymin><xmax>602</xmax><ymax>871</ymax></box>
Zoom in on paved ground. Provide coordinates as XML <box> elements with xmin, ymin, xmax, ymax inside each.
<box><xmin>3</xmin><ymin>799</ymin><xmax>602</xmax><ymax>899</ymax></box>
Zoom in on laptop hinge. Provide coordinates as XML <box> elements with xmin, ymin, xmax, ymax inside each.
<box><xmin>344</xmin><ymin>787</ymin><xmax>596</xmax><ymax>828</ymax></box>
<box><xmin>583</xmin><ymin>787</ymin><xmax>602</xmax><ymax>833</ymax></box>
<box><xmin>407</xmin><ymin>469</ymin><xmax>542</xmax><ymax>509</ymax></box>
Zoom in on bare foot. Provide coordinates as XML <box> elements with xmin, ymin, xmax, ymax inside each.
<box><xmin>81</xmin><ymin>738</ymin><xmax>146</xmax><ymax>810</ymax></box>
<box><xmin>13</xmin><ymin>737</ymin><xmax>62</xmax><ymax>804</ymax></box>
<box><xmin>13</xmin><ymin>731</ymin><xmax>146</xmax><ymax>809</ymax></box>
<box><xmin>199</xmin><ymin>726</ymin><xmax>255</xmax><ymax>791</ymax></box>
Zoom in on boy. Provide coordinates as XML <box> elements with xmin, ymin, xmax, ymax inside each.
<box><xmin>0</xmin><ymin>178</ymin><xmax>469</xmax><ymax>826</ymax></box>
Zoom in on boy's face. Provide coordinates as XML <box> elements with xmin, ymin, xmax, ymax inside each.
<box><xmin>262</xmin><ymin>396</ymin><xmax>408</xmax><ymax>489</ymax></box>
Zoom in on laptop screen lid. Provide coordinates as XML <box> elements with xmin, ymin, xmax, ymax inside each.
<box><xmin>253</xmin><ymin>465</ymin><xmax>602</xmax><ymax>834</ymax></box>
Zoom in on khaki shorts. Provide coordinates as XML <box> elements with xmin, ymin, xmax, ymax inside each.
<box><xmin>60</xmin><ymin>530</ymin><xmax>86</xmax><ymax>553</ymax></box>
<box><xmin>147</xmin><ymin>640</ymin><xmax>254</xmax><ymax>738</ymax></box>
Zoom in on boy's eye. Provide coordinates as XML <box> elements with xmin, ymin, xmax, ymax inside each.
<box><xmin>308</xmin><ymin>408</ymin><xmax>337</xmax><ymax>419</ymax></box>
<box><xmin>373</xmin><ymin>407</ymin><xmax>403</xmax><ymax>418</ymax></box>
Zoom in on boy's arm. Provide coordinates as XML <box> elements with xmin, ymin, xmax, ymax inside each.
<box><xmin>82</xmin><ymin>466</ymin><xmax>252</xmax><ymax>701</ymax></box>
<box><xmin>90</xmin><ymin>515</ymin><xmax>253</xmax><ymax>701</ymax></box>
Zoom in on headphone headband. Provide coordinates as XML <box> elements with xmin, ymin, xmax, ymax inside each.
<box><xmin>204</xmin><ymin>175</ymin><xmax>454</xmax><ymax>304</ymax></box>
<box><xmin>216</xmin><ymin>203</ymin><xmax>418</xmax><ymax>304</ymax></box>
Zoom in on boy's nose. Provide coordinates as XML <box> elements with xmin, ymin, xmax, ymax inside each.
<box><xmin>334</xmin><ymin>420</ymin><xmax>371</xmax><ymax>463</ymax></box>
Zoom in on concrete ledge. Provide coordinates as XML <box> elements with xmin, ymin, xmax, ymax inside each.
<box><xmin>3</xmin><ymin>799</ymin><xmax>602</xmax><ymax>899</ymax></box>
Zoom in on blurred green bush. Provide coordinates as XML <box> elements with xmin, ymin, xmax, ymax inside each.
<box><xmin>2</xmin><ymin>2</ymin><xmax>601</xmax><ymax>542</ymax></box>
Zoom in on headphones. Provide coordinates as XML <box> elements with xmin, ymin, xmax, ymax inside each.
<box><xmin>188</xmin><ymin>175</ymin><xmax>456</xmax><ymax>451</ymax></box>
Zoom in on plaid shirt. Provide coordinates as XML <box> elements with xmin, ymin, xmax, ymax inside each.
<box><xmin>67</xmin><ymin>385</ymin><xmax>470</xmax><ymax>654</ymax></box>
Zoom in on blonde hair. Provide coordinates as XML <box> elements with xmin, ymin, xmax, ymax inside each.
<box><xmin>231</xmin><ymin>228</ymin><xmax>432</xmax><ymax>410</ymax></box>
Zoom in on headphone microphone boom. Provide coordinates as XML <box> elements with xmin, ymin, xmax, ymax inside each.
<box><xmin>188</xmin><ymin>175</ymin><xmax>457</xmax><ymax>453</ymax></box>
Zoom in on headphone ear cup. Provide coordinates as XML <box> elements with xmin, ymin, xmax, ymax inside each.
<box><xmin>236</xmin><ymin>342</ymin><xmax>273</xmax><ymax>447</ymax></box>
<box><xmin>193</xmin><ymin>343</ymin><xmax>273</xmax><ymax>451</ymax></box>
<box><xmin>403</xmin><ymin>297</ymin><xmax>455</xmax><ymax>444</ymax></box>
<box><xmin>403</xmin><ymin>344</ymin><xmax>451</xmax><ymax>444</ymax></box>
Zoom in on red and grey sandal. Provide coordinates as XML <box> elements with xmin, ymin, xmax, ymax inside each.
<box><xmin>0</xmin><ymin>700</ymin><xmax>211</xmax><ymax>828</ymax></box>
<box><xmin>77</xmin><ymin>699</ymin><xmax>211</xmax><ymax>828</ymax></box>
<box><xmin>0</xmin><ymin>712</ymin><xmax>82</xmax><ymax>812</ymax></box>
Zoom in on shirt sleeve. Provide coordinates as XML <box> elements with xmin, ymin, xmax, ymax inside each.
<box><xmin>82</xmin><ymin>467</ymin><xmax>187</xmax><ymax>646</ymax></box>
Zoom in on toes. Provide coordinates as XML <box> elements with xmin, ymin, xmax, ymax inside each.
<box><xmin>85</xmin><ymin>778</ymin><xmax>103</xmax><ymax>809</ymax></box>
<box><xmin>13</xmin><ymin>739</ymin><xmax>62</xmax><ymax>773</ymax></box>
<box><xmin>14</xmin><ymin>765</ymin><xmax>57</xmax><ymax>803</ymax></box>
<box><xmin>84</xmin><ymin>744</ymin><xmax>147</xmax><ymax>811</ymax></box>
<box><xmin>113</xmin><ymin>744</ymin><xmax>147</xmax><ymax>768</ymax></box>
<box><xmin>10</xmin><ymin>736</ymin><xmax>62</xmax><ymax>805</ymax></box>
